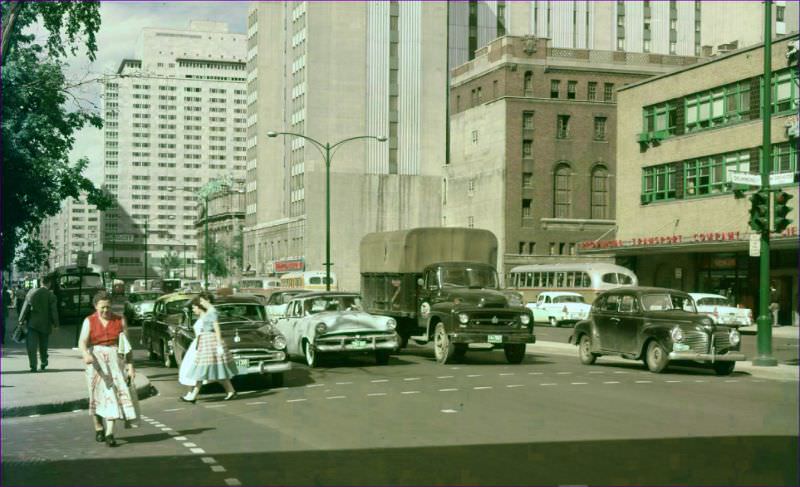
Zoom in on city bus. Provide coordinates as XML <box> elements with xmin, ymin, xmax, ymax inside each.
<box><xmin>279</xmin><ymin>271</ymin><xmax>338</xmax><ymax>291</ymax></box>
<box><xmin>46</xmin><ymin>264</ymin><xmax>108</xmax><ymax>326</ymax></box>
<box><xmin>506</xmin><ymin>263</ymin><xmax>638</xmax><ymax>304</ymax></box>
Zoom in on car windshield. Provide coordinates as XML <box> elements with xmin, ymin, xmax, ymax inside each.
<box><xmin>59</xmin><ymin>274</ymin><xmax>103</xmax><ymax>289</ymax></box>
<box><xmin>640</xmin><ymin>293</ymin><xmax>697</xmax><ymax>313</ymax></box>
<box><xmin>269</xmin><ymin>292</ymin><xmax>297</xmax><ymax>305</ymax></box>
<box><xmin>303</xmin><ymin>296</ymin><xmax>362</xmax><ymax>315</ymax></box>
<box><xmin>697</xmin><ymin>297</ymin><xmax>730</xmax><ymax>306</ymax></box>
<box><xmin>165</xmin><ymin>299</ymin><xmax>190</xmax><ymax>314</ymax></box>
<box><xmin>553</xmin><ymin>295</ymin><xmax>586</xmax><ymax>304</ymax></box>
<box><xmin>438</xmin><ymin>266</ymin><xmax>498</xmax><ymax>289</ymax></box>
<box><xmin>216</xmin><ymin>303</ymin><xmax>267</xmax><ymax>323</ymax></box>
<box><xmin>131</xmin><ymin>292</ymin><xmax>160</xmax><ymax>303</ymax></box>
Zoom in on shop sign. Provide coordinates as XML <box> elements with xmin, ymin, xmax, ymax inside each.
<box><xmin>275</xmin><ymin>259</ymin><xmax>304</xmax><ymax>273</ymax></box>
<box><xmin>579</xmin><ymin>226</ymin><xmax>797</xmax><ymax>252</ymax></box>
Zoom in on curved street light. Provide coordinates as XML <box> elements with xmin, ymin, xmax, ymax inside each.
<box><xmin>266</xmin><ymin>131</ymin><xmax>387</xmax><ymax>291</ymax></box>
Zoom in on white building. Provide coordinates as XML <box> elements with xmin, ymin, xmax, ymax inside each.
<box><xmin>100</xmin><ymin>21</ymin><xmax>247</xmax><ymax>282</ymax></box>
<box><xmin>38</xmin><ymin>194</ymin><xmax>101</xmax><ymax>271</ymax></box>
<box><xmin>245</xmin><ymin>2</ymin><xmax>445</xmax><ymax>290</ymax></box>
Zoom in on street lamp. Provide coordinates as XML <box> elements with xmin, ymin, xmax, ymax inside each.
<box><xmin>266</xmin><ymin>131</ymin><xmax>387</xmax><ymax>291</ymax></box>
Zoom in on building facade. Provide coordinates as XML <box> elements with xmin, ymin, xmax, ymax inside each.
<box><xmin>244</xmin><ymin>2</ymin><xmax>445</xmax><ymax>290</ymax></box>
<box><xmin>38</xmin><ymin>194</ymin><xmax>101</xmax><ymax>271</ymax></box>
<box><xmin>446</xmin><ymin>35</ymin><xmax>699</xmax><ymax>281</ymax></box>
<box><xmin>589</xmin><ymin>33</ymin><xmax>798</xmax><ymax>325</ymax></box>
<box><xmin>100</xmin><ymin>21</ymin><xmax>247</xmax><ymax>283</ymax></box>
<box><xmin>196</xmin><ymin>187</ymin><xmax>246</xmax><ymax>287</ymax></box>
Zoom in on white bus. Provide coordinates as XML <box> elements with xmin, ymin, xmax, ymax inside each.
<box><xmin>507</xmin><ymin>263</ymin><xmax>638</xmax><ymax>304</ymax></box>
<box><xmin>280</xmin><ymin>271</ymin><xmax>338</xmax><ymax>291</ymax></box>
<box><xmin>239</xmin><ymin>277</ymin><xmax>282</xmax><ymax>291</ymax></box>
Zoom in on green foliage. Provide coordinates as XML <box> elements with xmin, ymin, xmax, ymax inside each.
<box><xmin>205</xmin><ymin>239</ymin><xmax>230</xmax><ymax>279</ymax></box>
<box><xmin>14</xmin><ymin>238</ymin><xmax>56</xmax><ymax>274</ymax></box>
<box><xmin>159</xmin><ymin>250</ymin><xmax>184</xmax><ymax>278</ymax></box>
<box><xmin>1</xmin><ymin>1</ymin><xmax>110</xmax><ymax>271</ymax></box>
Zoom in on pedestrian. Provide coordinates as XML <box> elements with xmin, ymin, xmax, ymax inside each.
<box><xmin>15</xmin><ymin>284</ymin><xmax>27</xmax><ymax>316</ymax></box>
<box><xmin>18</xmin><ymin>276</ymin><xmax>59</xmax><ymax>372</ymax></box>
<box><xmin>78</xmin><ymin>290</ymin><xmax>138</xmax><ymax>447</ymax></box>
<box><xmin>2</xmin><ymin>285</ymin><xmax>10</xmax><ymax>345</ymax></box>
<box><xmin>178</xmin><ymin>294</ymin><xmax>238</xmax><ymax>403</ymax></box>
<box><xmin>769</xmin><ymin>281</ymin><xmax>780</xmax><ymax>327</ymax></box>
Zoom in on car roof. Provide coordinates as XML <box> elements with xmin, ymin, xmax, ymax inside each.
<box><xmin>599</xmin><ymin>286</ymin><xmax>691</xmax><ymax>296</ymax></box>
<box><xmin>291</xmin><ymin>291</ymin><xmax>360</xmax><ymax>300</ymax></box>
<box><xmin>212</xmin><ymin>294</ymin><xmax>266</xmax><ymax>305</ymax></box>
<box><xmin>155</xmin><ymin>291</ymin><xmax>199</xmax><ymax>303</ymax></box>
<box><xmin>540</xmin><ymin>291</ymin><xmax>582</xmax><ymax>296</ymax></box>
<box><xmin>689</xmin><ymin>293</ymin><xmax>726</xmax><ymax>299</ymax></box>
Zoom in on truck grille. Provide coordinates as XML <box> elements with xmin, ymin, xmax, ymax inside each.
<box><xmin>469</xmin><ymin>312</ymin><xmax>521</xmax><ymax>327</ymax></box>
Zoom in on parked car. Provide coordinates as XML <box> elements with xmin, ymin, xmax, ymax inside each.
<box><xmin>124</xmin><ymin>291</ymin><xmax>162</xmax><ymax>327</ymax></box>
<box><xmin>142</xmin><ymin>291</ymin><xmax>199</xmax><ymax>367</ymax></box>
<box><xmin>265</xmin><ymin>289</ymin><xmax>312</xmax><ymax>323</ymax></box>
<box><xmin>274</xmin><ymin>292</ymin><xmax>400</xmax><ymax>367</ymax></box>
<box><xmin>569</xmin><ymin>287</ymin><xmax>745</xmax><ymax>375</ymax></box>
<box><xmin>689</xmin><ymin>293</ymin><xmax>752</xmax><ymax>327</ymax></box>
<box><xmin>526</xmin><ymin>291</ymin><xmax>591</xmax><ymax>327</ymax></box>
<box><xmin>171</xmin><ymin>294</ymin><xmax>291</xmax><ymax>386</ymax></box>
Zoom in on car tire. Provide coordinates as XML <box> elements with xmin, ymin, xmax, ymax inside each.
<box><xmin>504</xmin><ymin>343</ymin><xmax>525</xmax><ymax>364</ymax></box>
<box><xmin>645</xmin><ymin>340</ymin><xmax>669</xmax><ymax>373</ymax></box>
<box><xmin>375</xmin><ymin>350</ymin><xmax>390</xmax><ymax>365</ymax></box>
<box><xmin>549</xmin><ymin>317</ymin><xmax>558</xmax><ymax>327</ymax></box>
<box><xmin>271</xmin><ymin>373</ymin><xmax>285</xmax><ymax>387</ymax></box>
<box><xmin>578</xmin><ymin>335</ymin><xmax>598</xmax><ymax>365</ymax></box>
<box><xmin>433</xmin><ymin>323</ymin><xmax>455</xmax><ymax>365</ymax></box>
<box><xmin>163</xmin><ymin>340</ymin><xmax>176</xmax><ymax>368</ymax></box>
<box><xmin>304</xmin><ymin>340</ymin><xmax>318</xmax><ymax>368</ymax></box>
<box><xmin>713</xmin><ymin>361</ymin><xmax>736</xmax><ymax>376</ymax></box>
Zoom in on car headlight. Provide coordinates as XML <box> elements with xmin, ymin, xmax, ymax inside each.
<box><xmin>520</xmin><ymin>314</ymin><xmax>530</xmax><ymax>325</ymax></box>
<box><xmin>386</xmin><ymin>318</ymin><xmax>397</xmax><ymax>330</ymax></box>
<box><xmin>273</xmin><ymin>334</ymin><xmax>287</xmax><ymax>350</ymax></box>
<box><xmin>670</xmin><ymin>326</ymin><xmax>684</xmax><ymax>342</ymax></box>
<box><xmin>729</xmin><ymin>329</ymin><xmax>740</xmax><ymax>346</ymax></box>
<box><xmin>458</xmin><ymin>313</ymin><xmax>469</xmax><ymax>324</ymax></box>
<box><xmin>315</xmin><ymin>322</ymin><xmax>327</xmax><ymax>335</ymax></box>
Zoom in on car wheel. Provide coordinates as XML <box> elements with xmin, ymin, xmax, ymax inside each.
<box><xmin>163</xmin><ymin>340</ymin><xmax>176</xmax><ymax>368</ymax></box>
<box><xmin>645</xmin><ymin>340</ymin><xmax>669</xmax><ymax>373</ymax></box>
<box><xmin>549</xmin><ymin>317</ymin><xmax>558</xmax><ymax>327</ymax></box>
<box><xmin>578</xmin><ymin>335</ymin><xmax>597</xmax><ymax>365</ymax></box>
<box><xmin>271</xmin><ymin>373</ymin><xmax>285</xmax><ymax>387</ymax></box>
<box><xmin>304</xmin><ymin>340</ymin><xmax>318</xmax><ymax>368</ymax></box>
<box><xmin>504</xmin><ymin>343</ymin><xmax>525</xmax><ymax>364</ymax></box>
<box><xmin>713</xmin><ymin>361</ymin><xmax>736</xmax><ymax>376</ymax></box>
<box><xmin>375</xmin><ymin>350</ymin><xmax>390</xmax><ymax>365</ymax></box>
<box><xmin>433</xmin><ymin>323</ymin><xmax>455</xmax><ymax>364</ymax></box>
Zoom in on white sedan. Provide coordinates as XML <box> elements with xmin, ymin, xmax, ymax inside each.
<box><xmin>689</xmin><ymin>293</ymin><xmax>752</xmax><ymax>327</ymax></box>
<box><xmin>526</xmin><ymin>291</ymin><xmax>591</xmax><ymax>327</ymax></box>
<box><xmin>274</xmin><ymin>292</ymin><xmax>400</xmax><ymax>367</ymax></box>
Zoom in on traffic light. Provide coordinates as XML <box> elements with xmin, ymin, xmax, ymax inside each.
<box><xmin>773</xmin><ymin>190</ymin><xmax>794</xmax><ymax>233</ymax></box>
<box><xmin>749</xmin><ymin>191</ymin><xmax>769</xmax><ymax>233</ymax></box>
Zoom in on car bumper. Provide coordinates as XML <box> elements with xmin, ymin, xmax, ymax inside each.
<box><xmin>315</xmin><ymin>334</ymin><xmax>400</xmax><ymax>352</ymax></box>
<box><xmin>668</xmin><ymin>351</ymin><xmax>747</xmax><ymax>362</ymax></box>
<box><xmin>451</xmin><ymin>332</ymin><xmax>536</xmax><ymax>344</ymax></box>
<box><xmin>236</xmin><ymin>360</ymin><xmax>292</xmax><ymax>375</ymax></box>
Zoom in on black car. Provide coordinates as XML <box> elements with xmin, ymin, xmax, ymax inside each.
<box><xmin>569</xmin><ymin>287</ymin><xmax>746</xmax><ymax>375</ymax></box>
<box><xmin>142</xmin><ymin>291</ymin><xmax>198</xmax><ymax>368</ymax></box>
<box><xmin>172</xmin><ymin>294</ymin><xmax>291</xmax><ymax>387</ymax></box>
<box><xmin>124</xmin><ymin>291</ymin><xmax>162</xmax><ymax>327</ymax></box>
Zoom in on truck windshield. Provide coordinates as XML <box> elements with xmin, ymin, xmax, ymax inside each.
<box><xmin>59</xmin><ymin>274</ymin><xmax>103</xmax><ymax>289</ymax></box>
<box><xmin>439</xmin><ymin>266</ymin><xmax>498</xmax><ymax>289</ymax></box>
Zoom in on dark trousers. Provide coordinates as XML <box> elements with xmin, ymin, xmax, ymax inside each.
<box><xmin>26</xmin><ymin>327</ymin><xmax>50</xmax><ymax>370</ymax></box>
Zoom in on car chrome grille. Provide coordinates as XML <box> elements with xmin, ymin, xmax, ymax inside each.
<box><xmin>682</xmin><ymin>331</ymin><xmax>709</xmax><ymax>353</ymax></box>
<box><xmin>712</xmin><ymin>331</ymin><xmax>733</xmax><ymax>349</ymax></box>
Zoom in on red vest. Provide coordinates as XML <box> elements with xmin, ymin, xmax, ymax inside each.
<box><xmin>88</xmin><ymin>312</ymin><xmax>123</xmax><ymax>347</ymax></box>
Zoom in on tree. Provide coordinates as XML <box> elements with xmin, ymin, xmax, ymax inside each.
<box><xmin>13</xmin><ymin>239</ymin><xmax>55</xmax><ymax>274</ymax></box>
<box><xmin>1</xmin><ymin>1</ymin><xmax>111</xmax><ymax>272</ymax></box>
<box><xmin>206</xmin><ymin>239</ymin><xmax>230</xmax><ymax>279</ymax></box>
<box><xmin>159</xmin><ymin>250</ymin><xmax>183</xmax><ymax>278</ymax></box>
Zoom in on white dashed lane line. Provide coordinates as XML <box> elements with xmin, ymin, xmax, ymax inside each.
<box><xmin>326</xmin><ymin>396</ymin><xmax>346</xmax><ymax>400</ymax></box>
<box><xmin>367</xmin><ymin>392</ymin><xmax>387</xmax><ymax>397</ymax></box>
<box><xmin>439</xmin><ymin>388</ymin><xmax>458</xmax><ymax>392</ymax></box>
<box><xmin>404</xmin><ymin>377</ymin><xmax>421</xmax><ymax>381</ymax></box>
<box><xmin>506</xmin><ymin>384</ymin><xmax>525</xmax><ymax>388</ymax></box>
<box><xmin>287</xmin><ymin>398</ymin><xmax>307</xmax><ymax>403</ymax></box>
<box><xmin>335</xmin><ymin>381</ymin><xmax>353</xmax><ymax>385</ymax></box>
<box><xmin>401</xmin><ymin>391</ymin><xmax>421</xmax><ymax>395</ymax></box>
<box><xmin>246</xmin><ymin>401</ymin><xmax>267</xmax><ymax>405</ymax></box>
<box><xmin>635</xmin><ymin>380</ymin><xmax>653</xmax><ymax>384</ymax></box>
<box><xmin>499</xmin><ymin>373</ymin><xmax>515</xmax><ymax>376</ymax></box>
<box><xmin>466</xmin><ymin>374</ymin><xmax>483</xmax><ymax>378</ymax></box>
<box><xmin>224</xmin><ymin>478</ymin><xmax>242</xmax><ymax>486</ymax></box>
<box><xmin>473</xmin><ymin>386</ymin><xmax>493</xmax><ymax>390</ymax></box>
<box><xmin>371</xmin><ymin>379</ymin><xmax>389</xmax><ymax>383</ymax></box>
<box><xmin>570</xmin><ymin>382</ymin><xmax>588</xmax><ymax>385</ymax></box>
<box><xmin>306</xmin><ymin>383</ymin><xmax>325</xmax><ymax>388</ymax></box>
<box><xmin>540</xmin><ymin>383</ymin><xmax>557</xmax><ymax>386</ymax></box>
<box><xmin>603</xmin><ymin>381</ymin><xmax>621</xmax><ymax>384</ymax></box>
<box><xmin>436</xmin><ymin>375</ymin><xmax>454</xmax><ymax>379</ymax></box>
<box><xmin>211</xmin><ymin>466</ymin><xmax>227</xmax><ymax>473</ymax></box>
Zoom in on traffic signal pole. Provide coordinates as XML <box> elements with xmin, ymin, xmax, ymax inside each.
<box><xmin>753</xmin><ymin>0</ymin><xmax>777</xmax><ymax>367</ymax></box>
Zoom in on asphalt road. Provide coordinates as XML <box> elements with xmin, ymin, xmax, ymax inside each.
<box><xmin>3</xmin><ymin>329</ymin><xmax>798</xmax><ymax>486</ymax></box>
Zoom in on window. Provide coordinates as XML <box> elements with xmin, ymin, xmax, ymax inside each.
<box><xmin>476</xmin><ymin>87</ymin><xmax>483</xmax><ymax>104</ymax></box>
<box><xmin>594</xmin><ymin>117</ymin><xmax>607</xmax><ymax>141</ymax></box>
<box><xmin>554</xmin><ymin>164</ymin><xmax>571</xmax><ymax>218</ymax></box>
<box><xmin>603</xmin><ymin>83</ymin><xmax>614</xmax><ymax>102</ymax></box>
<box><xmin>772</xmin><ymin>68</ymin><xmax>798</xmax><ymax>114</ymax></box>
<box><xmin>642</xmin><ymin>101</ymin><xmax>677</xmax><ymax>139</ymax></box>
<box><xmin>770</xmin><ymin>142</ymin><xmax>797</xmax><ymax>176</ymax></box>
<box><xmin>685</xmin><ymin>151</ymin><xmax>750</xmax><ymax>197</ymax></box>
<box><xmin>522</xmin><ymin>199</ymin><xmax>532</xmax><ymax>218</ymax></box>
<box><xmin>567</xmin><ymin>81</ymin><xmax>577</xmax><ymax>99</ymax></box>
<box><xmin>523</xmin><ymin>111</ymin><xmax>534</xmax><ymax>130</ymax></box>
<box><xmin>587</xmin><ymin>82</ymin><xmax>597</xmax><ymax>101</ymax></box>
<box><xmin>550</xmin><ymin>80</ymin><xmax>560</xmax><ymax>98</ymax></box>
<box><xmin>642</xmin><ymin>163</ymin><xmax>677</xmax><ymax>201</ymax></box>
<box><xmin>522</xmin><ymin>172</ymin><xmax>533</xmax><ymax>187</ymax></box>
<box><xmin>684</xmin><ymin>80</ymin><xmax>751</xmax><ymax>132</ymax></box>
<box><xmin>556</xmin><ymin>115</ymin><xmax>570</xmax><ymax>139</ymax></box>
<box><xmin>522</xmin><ymin>140</ymin><xmax>533</xmax><ymax>157</ymax></box>
<box><xmin>591</xmin><ymin>166</ymin><xmax>609</xmax><ymax>219</ymax></box>
<box><xmin>524</xmin><ymin>71</ymin><xmax>533</xmax><ymax>96</ymax></box>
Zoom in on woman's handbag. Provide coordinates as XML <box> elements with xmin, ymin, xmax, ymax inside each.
<box><xmin>12</xmin><ymin>323</ymin><xmax>27</xmax><ymax>343</ymax></box>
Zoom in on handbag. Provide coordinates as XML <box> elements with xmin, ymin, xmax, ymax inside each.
<box><xmin>12</xmin><ymin>323</ymin><xmax>27</xmax><ymax>343</ymax></box>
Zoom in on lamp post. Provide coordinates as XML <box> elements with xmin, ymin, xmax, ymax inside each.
<box><xmin>266</xmin><ymin>131</ymin><xmax>387</xmax><ymax>291</ymax></box>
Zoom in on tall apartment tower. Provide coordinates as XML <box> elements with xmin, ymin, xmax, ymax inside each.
<box><xmin>101</xmin><ymin>21</ymin><xmax>247</xmax><ymax>283</ymax></box>
<box><xmin>245</xmin><ymin>2</ymin><xmax>445</xmax><ymax>290</ymax></box>
<box><xmin>38</xmin><ymin>194</ymin><xmax>100</xmax><ymax>270</ymax></box>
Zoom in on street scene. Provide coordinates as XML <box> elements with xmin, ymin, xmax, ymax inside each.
<box><xmin>2</xmin><ymin>1</ymin><xmax>799</xmax><ymax>486</ymax></box>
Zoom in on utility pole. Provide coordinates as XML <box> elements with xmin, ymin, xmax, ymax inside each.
<box><xmin>144</xmin><ymin>219</ymin><xmax>149</xmax><ymax>291</ymax></box>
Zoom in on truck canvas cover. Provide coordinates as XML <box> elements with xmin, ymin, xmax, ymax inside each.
<box><xmin>360</xmin><ymin>227</ymin><xmax>498</xmax><ymax>273</ymax></box>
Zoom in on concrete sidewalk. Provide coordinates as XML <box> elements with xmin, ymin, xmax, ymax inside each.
<box><xmin>1</xmin><ymin>312</ymin><xmax>155</xmax><ymax>418</ymax></box>
<box><xmin>738</xmin><ymin>324</ymin><xmax>800</xmax><ymax>339</ymax></box>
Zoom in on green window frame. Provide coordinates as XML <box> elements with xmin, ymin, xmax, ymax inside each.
<box><xmin>684</xmin><ymin>150</ymin><xmax>750</xmax><ymax>197</ymax></box>
<box><xmin>771</xmin><ymin>68</ymin><xmax>799</xmax><ymax>114</ymax></box>
<box><xmin>641</xmin><ymin>101</ymin><xmax>676</xmax><ymax>140</ymax></box>
<box><xmin>770</xmin><ymin>142</ymin><xmax>798</xmax><ymax>184</ymax></box>
<box><xmin>642</xmin><ymin>163</ymin><xmax>677</xmax><ymax>202</ymax></box>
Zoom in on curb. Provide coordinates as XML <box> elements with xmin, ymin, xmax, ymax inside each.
<box><xmin>1</xmin><ymin>376</ymin><xmax>157</xmax><ymax>419</ymax></box>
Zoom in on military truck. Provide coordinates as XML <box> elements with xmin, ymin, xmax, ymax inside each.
<box><xmin>360</xmin><ymin>227</ymin><xmax>535</xmax><ymax>364</ymax></box>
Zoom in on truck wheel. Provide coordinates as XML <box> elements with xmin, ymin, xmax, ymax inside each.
<box><xmin>433</xmin><ymin>323</ymin><xmax>455</xmax><ymax>364</ymax></box>
<box><xmin>713</xmin><ymin>361</ymin><xmax>735</xmax><ymax>376</ymax></box>
<box><xmin>375</xmin><ymin>350</ymin><xmax>390</xmax><ymax>365</ymax></box>
<box><xmin>304</xmin><ymin>340</ymin><xmax>319</xmax><ymax>368</ymax></box>
<box><xmin>578</xmin><ymin>335</ymin><xmax>597</xmax><ymax>365</ymax></box>
<box><xmin>163</xmin><ymin>340</ymin><xmax>176</xmax><ymax>368</ymax></box>
<box><xmin>645</xmin><ymin>340</ymin><xmax>669</xmax><ymax>373</ymax></box>
<box><xmin>504</xmin><ymin>343</ymin><xmax>525</xmax><ymax>364</ymax></box>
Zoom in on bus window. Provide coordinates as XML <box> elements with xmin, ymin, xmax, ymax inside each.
<box><xmin>602</xmin><ymin>273</ymin><xmax>618</xmax><ymax>284</ymax></box>
<box><xmin>578</xmin><ymin>272</ymin><xmax>591</xmax><ymax>287</ymax></box>
<box><xmin>617</xmin><ymin>273</ymin><xmax>634</xmax><ymax>285</ymax></box>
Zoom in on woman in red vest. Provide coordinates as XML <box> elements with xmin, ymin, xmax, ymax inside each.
<box><xmin>78</xmin><ymin>290</ymin><xmax>139</xmax><ymax>447</ymax></box>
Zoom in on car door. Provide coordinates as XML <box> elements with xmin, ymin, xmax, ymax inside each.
<box><xmin>594</xmin><ymin>294</ymin><xmax>620</xmax><ymax>351</ymax></box>
<box><xmin>615</xmin><ymin>294</ymin><xmax>644</xmax><ymax>354</ymax></box>
<box><xmin>172</xmin><ymin>310</ymin><xmax>193</xmax><ymax>364</ymax></box>
<box><xmin>531</xmin><ymin>294</ymin><xmax>546</xmax><ymax>322</ymax></box>
<box><xmin>276</xmin><ymin>300</ymin><xmax>299</xmax><ymax>355</ymax></box>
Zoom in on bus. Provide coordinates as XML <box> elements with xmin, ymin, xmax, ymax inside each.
<box><xmin>46</xmin><ymin>264</ymin><xmax>108</xmax><ymax>326</ymax></box>
<box><xmin>279</xmin><ymin>271</ymin><xmax>338</xmax><ymax>291</ymax></box>
<box><xmin>506</xmin><ymin>263</ymin><xmax>638</xmax><ymax>304</ymax></box>
<box><xmin>239</xmin><ymin>277</ymin><xmax>282</xmax><ymax>291</ymax></box>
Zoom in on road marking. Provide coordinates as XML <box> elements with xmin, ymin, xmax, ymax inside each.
<box><xmin>367</xmin><ymin>392</ymin><xmax>388</xmax><ymax>397</ymax></box>
<box><xmin>167</xmin><ymin>431</ymin><xmax>179</xmax><ymax>436</ymax></box>
<box><xmin>335</xmin><ymin>381</ymin><xmax>353</xmax><ymax>385</ymax></box>
<box><xmin>499</xmin><ymin>372</ymin><xmax>515</xmax><ymax>376</ymax></box>
<box><xmin>441</xmin><ymin>409</ymin><xmax>459</xmax><ymax>413</ymax></box>
<box><xmin>153</xmin><ymin>424</ymin><xmax>166</xmax><ymax>428</ymax></box>
<box><xmin>665</xmin><ymin>380</ymin><xmax>681</xmax><ymax>383</ymax></box>
<box><xmin>539</xmin><ymin>383</ymin><xmax>557</xmax><ymax>386</ymax></box>
<box><xmin>588</xmin><ymin>371</ymin><xmax>605</xmax><ymax>374</ymax></box>
<box><xmin>28</xmin><ymin>414</ymin><xmax>40</xmax><ymax>418</ymax></box>
<box><xmin>556</xmin><ymin>372</ymin><xmax>572</xmax><ymax>375</ymax></box>
<box><xmin>528</xmin><ymin>372</ymin><xmax>543</xmax><ymax>375</ymax></box>
<box><xmin>570</xmin><ymin>382</ymin><xmax>588</xmax><ymax>385</ymax></box>
<box><xmin>694</xmin><ymin>380</ymin><xmax>707</xmax><ymax>383</ymax></box>
<box><xmin>403</xmin><ymin>377</ymin><xmax>421</xmax><ymax>381</ymax></box>
<box><xmin>163</xmin><ymin>408</ymin><xmax>183</xmax><ymax>412</ymax></box>
<box><xmin>287</xmin><ymin>398</ymin><xmax>307</xmax><ymax>403</ymax></box>
<box><xmin>72</xmin><ymin>409</ymin><xmax>83</xmax><ymax>413</ymax></box>
<box><xmin>211</xmin><ymin>465</ymin><xmax>227</xmax><ymax>473</ymax></box>
<box><xmin>436</xmin><ymin>375</ymin><xmax>454</xmax><ymax>379</ymax></box>
<box><xmin>205</xmin><ymin>405</ymin><xmax>226</xmax><ymax>409</ymax></box>
<box><xmin>183</xmin><ymin>442</ymin><xmax>197</xmax><ymax>448</ymax></box>
<box><xmin>635</xmin><ymin>380</ymin><xmax>653</xmax><ymax>384</ymax></box>
<box><xmin>506</xmin><ymin>384</ymin><xmax>524</xmax><ymax>388</ymax></box>
<box><xmin>438</xmin><ymin>388</ymin><xmax>458</xmax><ymax>392</ymax></box>
<box><xmin>190</xmin><ymin>448</ymin><xmax>206</xmax><ymax>454</ymax></box>
<box><xmin>326</xmin><ymin>396</ymin><xmax>346</xmax><ymax>400</ymax></box>
<box><xmin>371</xmin><ymin>379</ymin><xmax>389</xmax><ymax>383</ymax></box>
<box><xmin>401</xmin><ymin>391</ymin><xmax>421</xmax><ymax>395</ymax></box>
<box><xmin>160</xmin><ymin>427</ymin><xmax>173</xmax><ymax>431</ymax></box>
<box><xmin>613</xmin><ymin>371</ymin><xmax>628</xmax><ymax>374</ymax></box>
<box><xmin>602</xmin><ymin>381</ymin><xmax>620</xmax><ymax>384</ymax></box>
<box><xmin>201</xmin><ymin>457</ymin><xmax>216</xmax><ymax>464</ymax></box>
<box><xmin>224</xmin><ymin>479</ymin><xmax>241</xmax><ymax>486</ymax></box>
<box><xmin>306</xmin><ymin>383</ymin><xmax>325</xmax><ymax>388</ymax></box>
<box><xmin>467</xmin><ymin>374</ymin><xmax>483</xmax><ymax>378</ymax></box>
<box><xmin>473</xmin><ymin>386</ymin><xmax>492</xmax><ymax>390</ymax></box>
<box><xmin>724</xmin><ymin>380</ymin><xmax>739</xmax><ymax>383</ymax></box>
<box><xmin>272</xmin><ymin>387</ymin><xmax>289</xmax><ymax>392</ymax></box>
<box><xmin>174</xmin><ymin>436</ymin><xmax>188</xmax><ymax>441</ymax></box>
<box><xmin>246</xmin><ymin>401</ymin><xmax>267</xmax><ymax>405</ymax></box>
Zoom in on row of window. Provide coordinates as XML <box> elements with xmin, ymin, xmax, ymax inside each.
<box><xmin>520</xmin><ymin>164</ymin><xmax>610</xmax><ymax>220</ymax></box>
<box><xmin>516</xmin><ymin>242</ymin><xmax>578</xmax><ymax>257</ymax></box>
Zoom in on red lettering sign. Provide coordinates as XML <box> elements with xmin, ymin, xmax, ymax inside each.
<box><xmin>274</xmin><ymin>260</ymin><xmax>305</xmax><ymax>273</ymax></box>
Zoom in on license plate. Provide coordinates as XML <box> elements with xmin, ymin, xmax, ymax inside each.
<box><xmin>236</xmin><ymin>359</ymin><xmax>249</xmax><ymax>369</ymax></box>
<box><xmin>352</xmin><ymin>340</ymin><xmax>367</xmax><ymax>349</ymax></box>
<box><xmin>673</xmin><ymin>343</ymin><xmax>690</xmax><ymax>352</ymax></box>
<box><xmin>488</xmin><ymin>334</ymin><xmax>503</xmax><ymax>344</ymax></box>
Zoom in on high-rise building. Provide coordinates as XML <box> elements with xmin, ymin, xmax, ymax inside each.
<box><xmin>38</xmin><ymin>194</ymin><xmax>101</xmax><ymax>271</ymax></box>
<box><xmin>100</xmin><ymin>21</ymin><xmax>247</xmax><ymax>283</ymax></box>
<box><xmin>244</xmin><ymin>2</ymin><xmax>445</xmax><ymax>290</ymax></box>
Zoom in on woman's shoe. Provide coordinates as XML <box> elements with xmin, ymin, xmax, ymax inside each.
<box><xmin>105</xmin><ymin>435</ymin><xmax>117</xmax><ymax>447</ymax></box>
<box><xmin>223</xmin><ymin>392</ymin><xmax>237</xmax><ymax>401</ymax></box>
<box><xmin>179</xmin><ymin>395</ymin><xmax>197</xmax><ymax>404</ymax></box>
<box><xmin>95</xmin><ymin>430</ymin><xmax>105</xmax><ymax>443</ymax></box>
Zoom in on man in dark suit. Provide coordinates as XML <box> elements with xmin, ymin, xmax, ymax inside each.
<box><xmin>18</xmin><ymin>275</ymin><xmax>60</xmax><ymax>372</ymax></box>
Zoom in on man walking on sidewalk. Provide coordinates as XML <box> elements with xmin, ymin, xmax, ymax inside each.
<box><xmin>18</xmin><ymin>275</ymin><xmax>60</xmax><ymax>372</ymax></box>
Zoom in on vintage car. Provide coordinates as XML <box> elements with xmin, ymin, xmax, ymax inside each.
<box><xmin>274</xmin><ymin>292</ymin><xmax>400</xmax><ymax>367</ymax></box>
<box><xmin>570</xmin><ymin>287</ymin><xmax>745</xmax><ymax>375</ymax></box>
<box><xmin>265</xmin><ymin>289</ymin><xmax>312</xmax><ymax>323</ymax></box>
<box><xmin>142</xmin><ymin>291</ymin><xmax>198</xmax><ymax>368</ymax></box>
<box><xmin>124</xmin><ymin>291</ymin><xmax>162</xmax><ymax>327</ymax></box>
<box><xmin>526</xmin><ymin>291</ymin><xmax>591</xmax><ymax>327</ymax></box>
<box><xmin>171</xmin><ymin>294</ymin><xmax>291</xmax><ymax>386</ymax></box>
<box><xmin>689</xmin><ymin>293</ymin><xmax>753</xmax><ymax>327</ymax></box>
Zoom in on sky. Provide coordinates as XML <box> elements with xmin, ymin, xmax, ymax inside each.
<box><xmin>65</xmin><ymin>1</ymin><xmax>250</xmax><ymax>184</ymax></box>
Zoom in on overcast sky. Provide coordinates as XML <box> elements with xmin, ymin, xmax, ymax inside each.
<box><xmin>67</xmin><ymin>1</ymin><xmax>249</xmax><ymax>184</ymax></box>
